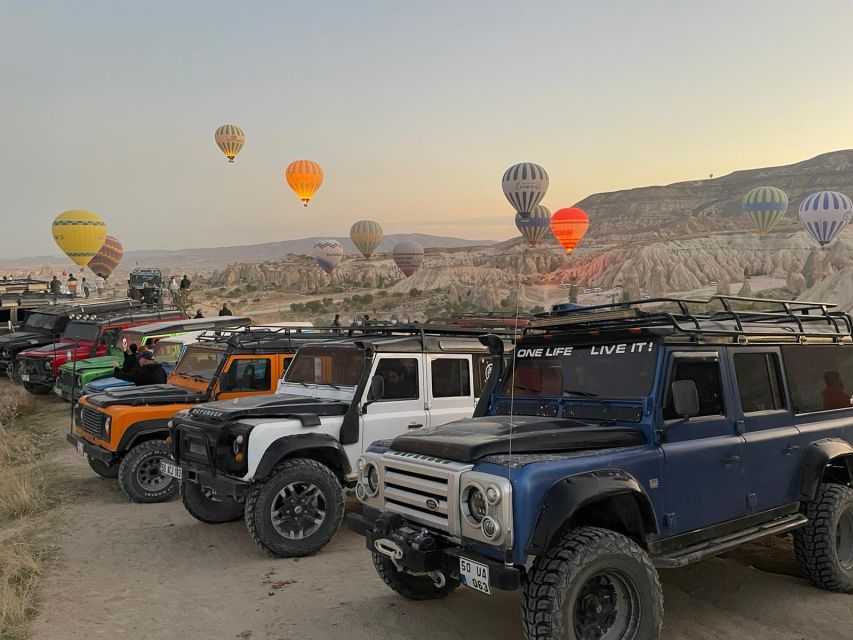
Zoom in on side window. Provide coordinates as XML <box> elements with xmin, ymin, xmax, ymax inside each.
<box><xmin>223</xmin><ymin>358</ymin><xmax>271</xmax><ymax>392</ymax></box>
<box><xmin>782</xmin><ymin>345</ymin><xmax>853</xmax><ymax>413</ymax></box>
<box><xmin>431</xmin><ymin>358</ymin><xmax>471</xmax><ymax>398</ymax></box>
<box><xmin>663</xmin><ymin>358</ymin><xmax>725</xmax><ymax>420</ymax></box>
<box><xmin>733</xmin><ymin>352</ymin><xmax>786</xmax><ymax>413</ymax></box>
<box><xmin>100</xmin><ymin>329</ymin><xmax>118</xmax><ymax>346</ymax></box>
<box><xmin>375</xmin><ymin>358</ymin><xmax>419</xmax><ymax>401</ymax></box>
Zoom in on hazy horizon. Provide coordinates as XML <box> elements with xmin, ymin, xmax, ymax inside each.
<box><xmin>3</xmin><ymin>1</ymin><xmax>853</xmax><ymax>259</ymax></box>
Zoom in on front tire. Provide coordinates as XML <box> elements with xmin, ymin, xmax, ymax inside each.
<box><xmin>794</xmin><ymin>483</ymin><xmax>853</xmax><ymax>592</ymax></box>
<box><xmin>181</xmin><ymin>481</ymin><xmax>244</xmax><ymax>524</ymax></box>
<box><xmin>117</xmin><ymin>440</ymin><xmax>179</xmax><ymax>503</ymax></box>
<box><xmin>372</xmin><ymin>552</ymin><xmax>459</xmax><ymax>600</ymax></box>
<box><xmin>245</xmin><ymin>458</ymin><xmax>344</xmax><ymax>557</ymax></box>
<box><xmin>522</xmin><ymin>527</ymin><xmax>663</xmax><ymax>640</ymax></box>
<box><xmin>87</xmin><ymin>456</ymin><xmax>119</xmax><ymax>478</ymax></box>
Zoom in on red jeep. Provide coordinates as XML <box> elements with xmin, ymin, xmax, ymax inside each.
<box><xmin>16</xmin><ymin>308</ymin><xmax>187</xmax><ymax>394</ymax></box>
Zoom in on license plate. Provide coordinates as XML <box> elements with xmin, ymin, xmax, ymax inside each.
<box><xmin>76</xmin><ymin>441</ymin><xmax>85</xmax><ymax>457</ymax></box>
<box><xmin>54</xmin><ymin>386</ymin><xmax>63</xmax><ymax>397</ymax></box>
<box><xmin>160</xmin><ymin>461</ymin><xmax>182</xmax><ymax>480</ymax></box>
<box><xmin>459</xmin><ymin>557</ymin><xmax>491</xmax><ymax>595</ymax></box>
<box><xmin>21</xmin><ymin>374</ymin><xmax>29</xmax><ymax>382</ymax></box>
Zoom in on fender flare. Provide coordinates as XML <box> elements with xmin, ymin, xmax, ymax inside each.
<box><xmin>254</xmin><ymin>433</ymin><xmax>351</xmax><ymax>480</ymax></box>
<box><xmin>525</xmin><ymin>469</ymin><xmax>659</xmax><ymax>556</ymax></box>
<box><xmin>117</xmin><ymin>419</ymin><xmax>171</xmax><ymax>452</ymax></box>
<box><xmin>799</xmin><ymin>438</ymin><xmax>853</xmax><ymax>501</ymax></box>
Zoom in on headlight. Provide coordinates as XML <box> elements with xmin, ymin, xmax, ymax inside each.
<box><xmin>485</xmin><ymin>485</ymin><xmax>501</xmax><ymax>505</ymax></box>
<box><xmin>103</xmin><ymin>417</ymin><xmax>111</xmax><ymax>437</ymax></box>
<box><xmin>462</xmin><ymin>484</ymin><xmax>487</xmax><ymax>525</ymax></box>
<box><xmin>365</xmin><ymin>462</ymin><xmax>379</xmax><ymax>496</ymax></box>
<box><xmin>44</xmin><ymin>360</ymin><xmax>52</xmax><ymax>369</ymax></box>
<box><xmin>231</xmin><ymin>434</ymin><xmax>245</xmax><ymax>456</ymax></box>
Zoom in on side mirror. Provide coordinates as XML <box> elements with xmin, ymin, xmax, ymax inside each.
<box><xmin>367</xmin><ymin>374</ymin><xmax>384</xmax><ymax>403</ymax></box>
<box><xmin>672</xmin><ymin>380</ymin><xmax>700</xmax><ymax>419</ymax></box>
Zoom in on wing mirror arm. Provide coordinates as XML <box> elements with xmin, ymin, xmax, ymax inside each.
<box><xmin>363</xmin><ymin>374</ymin><xmax>384</xmax><ymax>413</ymax></box>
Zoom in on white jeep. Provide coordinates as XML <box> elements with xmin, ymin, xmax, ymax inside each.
<box><xmin>167</xmin><ymin>328</ymin><xmax>508</xmax><ymax>557</ymax></box>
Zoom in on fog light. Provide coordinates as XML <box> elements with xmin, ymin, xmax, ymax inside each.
<box><xmin>482</xmin><ymin>517</ymin><xmax>500</xmax><ymax>540</ymax></box>
<box><xmin>234</xmin><ymin>452</ymin><xmax>244</xmax><ymax>463</ymax></box>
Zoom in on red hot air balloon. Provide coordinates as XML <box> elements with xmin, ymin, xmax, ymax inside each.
<box><xmin>550</xmin><ymin>208</ymin><xmax>589</xmax><ymax>255</ymax></box>
<box><xmin>392</xmin><ymin>241</ymin><xmax>424</xmax><ymax>277</ymax></box>
<box><xmin>87</xmin><ymin>235</ymin><xmax>124</xmax><ymax>279</ymax></box>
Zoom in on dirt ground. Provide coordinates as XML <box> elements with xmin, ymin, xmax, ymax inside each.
<box><xmin>21</xmin><ymin>403</ymin><xmax>853</xmax><ymax>640</ymax></box>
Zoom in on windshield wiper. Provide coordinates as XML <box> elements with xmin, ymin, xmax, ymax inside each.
<box><xmin>563</xmin><ymin>388</ymin><xmax>599</xmax><ymax>398</ymax></box>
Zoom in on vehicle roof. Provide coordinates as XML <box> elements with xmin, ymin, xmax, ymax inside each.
<box><xmin>154</xmin><ymin>332</ymin><xmax>207</xmax><ymax>346</ymax></box>
<box><xmin>66</xmin><ymin>309</ymin><xmax>187</xmax><ymax>328</ymax></box>
<box><xmin>29</xmin><ymin>298</ymin><xmax>141</xmax><ymax>317</ymax></box>
<box><xmin>120</xmin><ymin>316</ymin><xmax>252</xmax><ymax>336</ymax></box>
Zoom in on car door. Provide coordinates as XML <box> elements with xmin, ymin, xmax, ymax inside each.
<box><xmin>730</xmin><ymin>348</ymin><xmax>801</xmax><ymax>512</ymax></box>
<box><xmin>660</xmin><ymin>350</ymin><xmax>747</xmax><ymax>535</ymax></box>
<box><xmin>216</xmin><ymin>356</ymin><xmax>274</xmax><ymax>400</ymax></box>
<box><xmin>360</xmin><ymin>354</ymin><xmax>426</xmax><ymax>450</ymax></box>
<box><xmin>426</xmin><ymin>355</ymin><xmax>476</xmax><ymax>428</ymax></box>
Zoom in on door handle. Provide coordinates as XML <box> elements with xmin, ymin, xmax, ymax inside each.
<box><xmin>784</xmin><ymin>444</ymin><xmax>801</xmax><ymax>455</ymax></box>
<box><xmin>408</xmin><ymin>423</ymin><xmax>423</xmax><ymax>429</ymax></box>
<box><xmin>723</xmin><ymin>454</ymin><xmax>741</xmax><ymax>466</ymax></box>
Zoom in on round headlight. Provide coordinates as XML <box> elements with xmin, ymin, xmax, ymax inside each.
<box><xmin>364</xmin><ymin>462</ymin><xmax>379</xmax><ymax>497</ymax></box>
<box><xmin>103</xmin><ymin>417</ymin><xmax>111</xmax><ymax>436</ymax></box>
<box><xmin>464</xmin><ymin>485</ymin><xmax>487</xmax><ymax>525</ymax></box>
<box><xmin>486</xmin><ymin>486</ymin><xmax>501</xmax><ymax>505</ymax></box>
<box><xmin>45</xmin><ymin>360</ymin><xmax>52</xmax><ymax>369</ymax></box>
<box><xmin>482</xmin><ymin>517</ymin><xmax>500</xmax><ymax>540</ymax></box>
<box><xmin>231</xmin><ymin>434</ymin><xmax>245</xmax><ymax>456</ymax></box>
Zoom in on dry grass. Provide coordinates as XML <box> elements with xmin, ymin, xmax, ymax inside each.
<box><xmin>0</xmin><ymin>387</ymin><xmax>38</xmax><ymax>466</ymax></box>
<box><xmin>0</xmin><ymin>537</ymin><xmax>50</xmax><ymax>640</ymax></box>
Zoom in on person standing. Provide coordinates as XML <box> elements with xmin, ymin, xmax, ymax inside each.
<box><xmin>49</xmin><ymin>275</ymin><xmax>62</xmax><ymax>297</ymax></box>
<box><xmin>168</xmin><ymin>276</ymin><xmax>179</xmax><ymax>302</ymax></box>
<box><xmin>82</xmin><ymin>278</ymin><xmax>91</xmax><ymax>298</ymax></box>
<box><xmin>94</xmin><ymin>274</ymin><xmax>105</xmax><ymax>297</ymax></box>
<box><xmin>331</xmin><ymin>313</ymin><xmax>341</xmax><ymax>333</ymax></box>
<box><xmin>67</xmin><ymin>273</ymin><xmax>78</xmax><ymax>297</ymax></box>
<box><xmin>194</xmin><ymin>309</ymin><xmax>204</xmax><ymax>318</ymax></box>
<box><xmin>179</xmin><ymin>274</ymin><xmax>191</xmax><ymax>290</ymax></box>
<box><xmin>219</xmin><ymin>303</ymin><xmax>233</xmax><ymax>317</ymax></box>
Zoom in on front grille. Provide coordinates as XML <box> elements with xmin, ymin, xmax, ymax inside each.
<box><xmin>380</xmin><ymin>452</ymin><xmax>466</xmax><ymax>533</ymax></box>
<box><xmin>177</xmin><ymin>427</ymin><xmax>211</xmax><ymax>466</ymax></box>
<box><xmin>79</xmin><ymin>407</ymin><xmax>106</xmax><ymax>439</ymax></box>
<box><xmin>58</xmin><ymin>369</ymin><xmax>73</xmax><ymax>388</ymax></box>
<box><xmin>17</xmin><ymin>357</ymin><xmax>40</xmax><ymax>376</ymax></box>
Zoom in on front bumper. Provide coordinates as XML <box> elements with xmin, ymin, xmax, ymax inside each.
<box><xmin>66</xmin><ymin>432</ymin><xmax>116</xmax><ymax>464</ymax></box>
<box><xmin>179</xmin><ymin>460</ymin><xmax>250</xmax><ymax>498</ymax></box>
<box><xmin>348</xmin><ymin>511</ymin><xmax>522</xmax><ymax>591</ymax></box>
<box><xmin>16</xmin><ymin>360</ymin><xmax>55</xmax><ymax>388</ymax></box>
<box><xmin>54</xmin><ymin>382</ymin><xmax>83</xmax><ymax>402</ymax></box>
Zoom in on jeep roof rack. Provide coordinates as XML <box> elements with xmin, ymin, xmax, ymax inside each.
<box><xmin>35</xmin><ymin>298</ymin><xmax>141</xmax><ymax>317</ymax></box>
<box><xmin>65</xmin><ymin>307</ymin><xmax>185</xmax><ymax>325</ymax></box>
<box><xmin>526</xmin><ymin>295</ymin><xmax>853</xmax><ymax>343</ymax></box>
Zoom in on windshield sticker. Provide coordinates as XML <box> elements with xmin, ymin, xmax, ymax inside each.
<box><xmin>516</xmin><ymin>342</ymin><xmax>654</xmax><ymax>358</ymax></box>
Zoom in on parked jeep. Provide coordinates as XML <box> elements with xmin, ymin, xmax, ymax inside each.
<box><xmin>54</xmin><ymin>315</ymin><xmax>251</xmax><ymax>401</ymax></box>
<box><xmin>0</xmin><ymin>298</ymin><xmax>139</xmax><ymax>377</ymax></box>
<box><xmin>0</xmin><ymin>278</ymin><xmax>74</xmax><ymax>335</ymax></box>
<box><xmin>15</xmin><ymin>307</ymin><xmax>187</xmax><ymax>394</ymax></box>
<box><xmin>167</xmin><ymin>320</ymin><xmax>516</xmax><ymax>558</ymax></box>
<box><xmin>349</xmin><ymin>297</ymin><xmax>853</xmax><ymax>640</ymax></box>
<box><xmin>68</xmin><ymin>326</ymin><xmax>329</xmax><ymax>503</ymax></box>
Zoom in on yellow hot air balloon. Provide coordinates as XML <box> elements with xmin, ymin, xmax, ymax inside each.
<box><xmin>215</xmin><ymin>124</ymin><xmax>245</xmax><ymax>163</ymax></box>
<box><xmin>285</xmin><ymin>160</ymin><xmax>323</xmax><ymax>206</ymax></box>
<box><xmin>350</xmin><ymin>220</ymin><xmax>384</xmax><ymax>259</ymax></box>
<box><xmin>51</xmin><ymin>210</ymin><xmax>108</xmax><ymax>266</ymax></box>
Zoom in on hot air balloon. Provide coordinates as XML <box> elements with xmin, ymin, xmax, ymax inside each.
<box><xmin>799</xmin><ymin>191</ymin><xmax>853</xmax><ymax>248</ymax></box>
<box><xmin>313</xmin><ymin>240</ymin><xmax>344</xmax><ymax>275</ymax></box>
<box><xmin>742</xmin><ymin>186</ymin><xmax>788</xmax><ymax>236</ymax></box>
<box><xmin>51</xmin><ymin>210</ymin><xmax>108</xmax><ymax>266</ymax></box>
<box><xmin>392</xmin><ymin>241</ymin><xmax>424</xmax><ymax>277</ymax></box>
<box><xmin>214</xmin><ymin>125</ymin><xmax>245</xmax><ymax>163</ymax></box>
<box><xmin>286</xmin><ymin>160</ymin><xmax>323</xmax><ymax>206</ymax></box>
<box><xmin>87</xmin><ymin>235</ymin><xmax>123</xmax><ymax>279</ymax></box>
<box><xmin>350</xmin><ymin>220</ymin><xmax>384</xmax><ymax>259</ymax></box>
<box><xmin>502</xmin><ymin>162</ymin><xmax>548</xmax><ymax>218</ymax></box>
<box><xmin>550</xmin><ymin>208</ymin><xmax>589</xmax><ymax>255</ymax></box>
<box><xmin>515</xmin><ymin>205</ymin><xmax>551</xmax><ymax>246</ymax></box>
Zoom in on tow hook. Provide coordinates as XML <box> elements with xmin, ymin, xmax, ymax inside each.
<box><xmin>374</xmin><ymin>539</ymin><xmax>404</xmax><ymax>561</ymax></box>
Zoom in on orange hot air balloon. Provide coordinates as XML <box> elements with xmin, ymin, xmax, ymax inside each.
<box><xmin>285</xmin><ymin>160</ymin><xmax>323</xmax><ymax>206</ymax></box>
<box><xmin>550</xmin><ymin>208</ymin><xmax>589</xmax><ymax>255</ymax></box>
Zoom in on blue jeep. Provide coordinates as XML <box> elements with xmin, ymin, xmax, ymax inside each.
<box><xmin>348</xmin><ymin>296</ymin><xmax>853</xmax><ymax>640</ymax></box>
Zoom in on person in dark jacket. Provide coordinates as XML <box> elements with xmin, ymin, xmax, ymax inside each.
<box><xmin>114</xmin><ymin>343</ymin><xmax>140</xmax><ymax>380</ymax></box>
<box><xmin>180</xmin><ymin>275</ymin><xmax>191</xmax><ymax>290</ymax></box>
<box><xmin>135</xmin><ymin>352</ymin><xmax>167</xmax><ymax>385</ymax></box>
<box><xmin>194</xmin><ymin>309</ymin><xmax>204</xmax><ymax>318</ymax></box>
<box><xmin>50</xmin><ymin>276</ymin><xmax>62</xmax><ymax>295</ymax></box>
<box><xmin>219</xmin><ymin>303</ymin><xmax>233</xmax><ymax>317</ymax></box>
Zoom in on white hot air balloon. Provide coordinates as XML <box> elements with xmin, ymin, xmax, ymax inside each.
<box><xmin>515</xmin><ymin>205</ymin><xmax>551</xmax><ymax>246</ymax></box>
<box><xmin>350</xmin><ymin>220</ymin><xmax>384</xmax><ymax>259</ymax></box>
<box><xmin>392</xmin><ymin>241</ymin><xmax>424</xmax><ymax>277</ymax></box>
<box><xmin>502</xmin><ymin>162</ymin><xmax>548</xmax><ymax>218</ymax></box>
<box><xmin>798</xmin><ymin>191</ymin><xmax>853</xmax><ymax>247</ymax></box>
<box><xmin>313</xmin><ymin>240</ymin><xmax>344</xmax><ymax>275</ymax></box>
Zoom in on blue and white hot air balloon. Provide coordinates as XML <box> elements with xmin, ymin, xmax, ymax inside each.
<box><xmin>515</xmin><ymin>205</ymin><xmax>551</xmax><ymax>246</ymax></box>
<box><xmin>798</xmin><ymin>191</ymin><xmax>853</xmax><ymax>247</ymax></box>
<box><xmin>502</xmin><ymin>162</ymin><xmax>548</xmax><ymax>218</ymax></box>
<box><xmin>313</xmin><ymin>239</ymin><xmax>344</xmax><ymax>275</ymax></box>
<box><xmin>742</xmin><ymin>186</ymin><xmax>788</xmax><ymax>236</ymax></box>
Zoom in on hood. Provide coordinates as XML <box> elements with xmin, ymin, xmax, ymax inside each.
<box><xmin>86</xmin><ymin>383</ymin><xmax>206</xmax><ymax>408</ymax></box>
<box><xmin>83</xmin><ymin>377</ymin><xmax>133</xmax><ymax>394</ymax></box>
<box><xmin>62</xmin><ymin>355</ymin><xmax>121</xmax><ymax>372</ymax></box>
<box><xmin>20</xmin><ymin>341</ymin><xmax>86</xmax><ymax>358</ymax></box>
<box><xmin>389</xmin><ymin>416</ymin><xmax>646</xmax><ymax>463</ymax></box>
<box><xmin>186</xmin><ymin>393</ymin><xmax>349</xmax><ymax>425</ymax></box>
<box><xmin>0</xmin><ymin>331</ymin><xmax>54</xmax><ymax>352</ymax></box>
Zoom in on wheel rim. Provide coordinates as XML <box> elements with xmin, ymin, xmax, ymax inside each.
<box><xmin>270</xmin><ymin>481</ymin><xmax>326</xmax><ymax>540</ymax></box>
<box><xmin>572</xmin><ymin>570</ymin><xmax>640</xmax><ymax>640</ymax></box>
<box><xmin>136</xmin><ymin>455</ymin><xmax>170</xmax><ymax>491</ymax></box>
<box><xmin>837</xmin><ymin>505</ymin><xmax>853</xmax><ymax>571</ymax></box>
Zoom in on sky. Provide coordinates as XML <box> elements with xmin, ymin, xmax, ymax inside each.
<box><xmin>2</xmin><ymin>0</ymin><xmax>853</xmax><ymax>259</ymax></box>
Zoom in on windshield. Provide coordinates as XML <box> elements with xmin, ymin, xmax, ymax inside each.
<box><xmin>120</xmin><ymin>330</ymin><xmax>145</xmax><ymax>347</ymax></box>
<box><xmin>153</xmin><ymin>341</ymin><xmax>183</xmax><ymax>363</ymax></box>
<box><xmin>62</xmin><ymin>322</ymin><xmax>100</xmax><ymax>342</ymax></box>
<box><xmin>22</xmin><ymin>312</ymin><xmax>56</xmax><ymax>332</ymax></box>
<box><xmin>501</xmin><ymin>341</ymin><xmax>658</xmax><ymax>399</ymax></box>
<box><xmin>285</xmin><ymin>347</ymin><xmax>364</xmax><ymax>386</ymax></box>
<box><xmin>173</xmin><ymin>345</ymin><xmax>225</xmax><ymax>381</ymax></box>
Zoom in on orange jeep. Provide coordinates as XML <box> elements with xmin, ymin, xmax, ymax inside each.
<box><xmin>68</xmin><ymin>327</ymin><xmax>329</xmax><ymax>503</ymax></box>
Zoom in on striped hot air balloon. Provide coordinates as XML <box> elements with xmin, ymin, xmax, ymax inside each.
<box><xmin>798</xmin><ymin>191</ymin><xmax>853</xmax><ymax>247</ymax></box>
<box><xmin>286</xmin><ymin>160</ymin><xmax>323</xmax><ymax>206</ymax></box>
<box><xmin>87</xmin><ymin>235</ymin><xmax>123</xmax><ymax>279</ymax></box>
<box><xmin>392</xmin><ymin>241</ymin><xmax>424</xmax><ymax>277</ymax></box>
<box><xmin>550</xmin><ymin>208</ymin><xmax>589</xmax><ymax>255</ymax></box>
<box><xmin>51</xmin><ymin>210</ymin><xmax>108</xmax><ymax>266</ymax></box>
<box><xmin>502</xmin><ymin>162</ymin><xmax>549</xmax><ymax>218</ymax></box>
<box><xmin>742</xmin><ymin>186</ymin><xmax>788</xmax><ymax>236</ymax></box>
<box><xmin>515</xmin><ymin>205</ymin><xmax>551</xmax><ymax>246</ymax></box>
<box><xmin>214</xmin><ymin>124</ymin><xmax>245</xmax><ymax>163</ymax></box>
<box><xmin>350</xmin><ymin>220</ymin><xmax>383</xmax><ymax>259</ymax></box>
<box><xmin>313</xmin><ymin>240</ymin><xmax>344</xmax><ymax>275</ymax></box>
